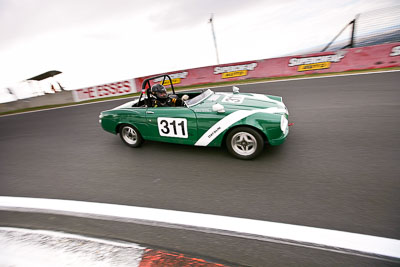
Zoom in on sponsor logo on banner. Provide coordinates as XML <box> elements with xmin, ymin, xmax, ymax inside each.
<box><xmin>288</xmin><ymin>51</ymin><xmax>346</xmax><ymax>72</ymax></box>
<box><xmin>154</xmin><ymin>72</ymin><xmax>188</xmax><ymax>85</ymax></box>
<box><xmin>390</xmin><ymin>45</ymin><xmax>400</xmax><ymax>57</ymax></box>
<box><xmin>214</xmin><ymin>63</ymin><xmax>257</xmax><ymax>79</ymax></box>
<box><xmin>73</xmin><ymin>80</ymin><xmax>135</xmax><ymax>102</ymax></box>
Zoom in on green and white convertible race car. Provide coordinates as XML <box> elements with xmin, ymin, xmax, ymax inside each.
<box><xmin>99</xmin><ymin>75</ymin><xmax>290</xmax><ymax>159</ymax></box>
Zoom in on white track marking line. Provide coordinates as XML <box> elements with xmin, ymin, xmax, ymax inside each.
<box><xmin>0</xmin><ymin>196</ymin><xmax>399</xmax><ymax>261</ymax></box>
<box><xmin>0</xmin><ymin>97</ymin><xmax>129</xmax><ymax>118</ymax></box>
<box><xmin>229</xmin><ymin>69</ymin><xmax>400</xmax><ymax>87</ymax></box>
<box><xmin>1</xmin><ymin>69</ymin><xmax>399</xmax><ymax>118</ymax></box>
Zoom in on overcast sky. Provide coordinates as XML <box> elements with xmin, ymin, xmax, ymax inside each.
<box><xmin>0</xmin><ymin>0</ymin><xmax>397</xmax><ymax>97</ymax></box>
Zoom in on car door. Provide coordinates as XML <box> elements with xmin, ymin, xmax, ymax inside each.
<box><xmin>145</xmin><ymin>106</ymin><xmax>198</xmax><ymax>145</ymax></box>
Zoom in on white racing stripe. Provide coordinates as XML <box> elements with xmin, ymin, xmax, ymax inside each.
<box><xmin>194</xmin><ymin>107</ymin><xmax>287</xmax><ymax>146</ymax></box>
<box><xmin>0</xmin><ymin>196</ymin><xmax>399</xmax><ymax>261</ymax></box>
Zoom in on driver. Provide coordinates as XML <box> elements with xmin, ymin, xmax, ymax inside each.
<box><xmin>150</xmin><ymin>84</ymin><xmax>188</xmax><ymax>107</ymax></box>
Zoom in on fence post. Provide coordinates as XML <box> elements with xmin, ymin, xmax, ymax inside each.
<box><xmin>349</xmin><ymin>14</ymin><xmax>360</xmax><ymax>48</ymax></box>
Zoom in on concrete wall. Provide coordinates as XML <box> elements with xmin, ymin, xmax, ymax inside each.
<box><xmin>2</xmin><ymin>42</ymin><xmax>399</xmax><ymax>114</ymax></box>
<box><xmin>135</xmin><ymin>42</ymin><xmax>400</xmax><ymax>88</ymax></box>
<box><xmin>0</xmin><ymin>91</ymin><xmax>74</xmax><ymax>113</ymax></box>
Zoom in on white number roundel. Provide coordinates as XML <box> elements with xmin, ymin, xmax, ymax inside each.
<box><xmin>222</xmin><ymin>95</ymin><xmax>244</xmax><ymax>104</ymax></box>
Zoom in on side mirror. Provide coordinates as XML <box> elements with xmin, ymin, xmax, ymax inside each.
<box><xmin>233</xmin><ymin>86</ymin><xmax>240</xmax><ymax>94</ymax></box>
<box><xmin>212</xmin><ymin>103</ymin><xmax>225</xmax><ymax>113</ymax></box>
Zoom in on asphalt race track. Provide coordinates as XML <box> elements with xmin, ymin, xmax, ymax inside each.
<box><xmin>1</xmin><ymin>71</ymin><xmax>399</xmax><ymax>266</ymax></box>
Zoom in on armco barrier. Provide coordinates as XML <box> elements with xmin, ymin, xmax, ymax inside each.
<box><xmin>3</xmin><ymin>42</ymin><xmax>398</xmax><ymax>111</ymax></box>
<box><xmin>72</xmin><ymin>78</ymin><xmax>136</xmax><ymax>102</ymax></box>
<box><xmin>135</xmin><ymin>42</ymin><xmax>400</xmax><ymax>89</ymax></box>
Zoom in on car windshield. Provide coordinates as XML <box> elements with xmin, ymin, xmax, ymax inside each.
<box><xmin>185</xmin><ymin>89</ymin><xmax>214</xmax><ymax>107</ymax></box>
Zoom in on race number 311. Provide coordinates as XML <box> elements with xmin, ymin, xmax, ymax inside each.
<box><xmin>157</xmin><ymin>117</ymin><xmax>188</xmax><ymax>138</ymax></box>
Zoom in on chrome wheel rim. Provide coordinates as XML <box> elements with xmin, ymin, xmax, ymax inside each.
<box><xmin>231</xmin><ymin>132</ymin><xmax>257</xmax><ymax>156</ymax></box>
<box><xmin>121</xmin><ymin>126</ymin><xmax>137</xmax><ymax>145</ymax></box>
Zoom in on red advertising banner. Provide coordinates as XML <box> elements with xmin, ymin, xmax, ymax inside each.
<box><xmin>72</xmin><ymin>79</ymin><xmax>136</xmax><ymax>102</ymax></box>
<box><xmin>70</xmin><ymin>43</ymin><xmax>399</xmax><ymax>102</ymax></box>
<box><xmin>134</xmin><ymin>42</ymin><xmax>400</xmax><ymax>90</ymax></box>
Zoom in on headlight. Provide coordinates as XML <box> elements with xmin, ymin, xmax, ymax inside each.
<box><xmin>280</xmin><ymin>115</ymin><xmax>288</xmax><ymax>134</ymax></box>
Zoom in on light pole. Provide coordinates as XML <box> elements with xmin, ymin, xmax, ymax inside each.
<box><xmin>209</xmin><ymin>14</ymin><xmax>220</xmax><ymax>65</ymax></box>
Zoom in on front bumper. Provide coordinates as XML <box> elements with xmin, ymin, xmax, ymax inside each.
<box><xmin>269</xmin><ymin>126</ymin><xmax>289</xmax><ymax>146</ymax></box>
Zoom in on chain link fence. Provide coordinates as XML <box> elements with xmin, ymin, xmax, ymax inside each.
<box><xmin>323</xmin><ymin>5</ymin><xmax>400</xmax><ymax>52</ymax></box>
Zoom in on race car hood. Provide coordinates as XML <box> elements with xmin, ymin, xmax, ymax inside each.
<box><xmin>194</xmin><ymin>92</ymin><xmax>288</xmax><ymax>113</ymax></box>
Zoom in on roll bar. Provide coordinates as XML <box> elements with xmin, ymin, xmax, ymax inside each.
<box><xmin>138</xmin><ymin>74</ymin><xmax>175</xmax><ymax>103</ymax></box>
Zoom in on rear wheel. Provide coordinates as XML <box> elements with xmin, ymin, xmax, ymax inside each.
<box><xmin>226</xmin><ymin>127</ymin><xmax>264</xmax><ymax>160</ymax></box>
<box><xmin>119</xmin><ymin>125</ymin><xmax>143</xmax><ymax>148</ymax></box>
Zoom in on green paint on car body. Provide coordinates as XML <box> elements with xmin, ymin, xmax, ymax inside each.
<box><xmin>100</xmin><ymin>88</ymin><xmax>289</xmax><ymax>157</ymax></box>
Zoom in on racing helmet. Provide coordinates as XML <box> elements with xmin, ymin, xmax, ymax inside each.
<box><xmin>151</xmin><ymin>84</ymin><xmax>168</xmax><ymax>100</ymax></box>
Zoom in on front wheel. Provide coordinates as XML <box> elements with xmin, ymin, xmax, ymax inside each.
<box><xmin>226</xmin><ymin>127</ymin><xmax>264</xmax><ymax>160</ymax></box>
<box><xmin>119</xmin><ymin>125</ymin><xmax>143</xmax><ymax>148</ymax></box>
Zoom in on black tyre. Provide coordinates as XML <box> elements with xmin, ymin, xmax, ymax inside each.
<box><xmin>119</xmin><ymin>125</ymin><xmax>143</xmax><ymax>148</ymax></box>
<box><xmin>226</xmin><ymin>127</ymin><xmax>264</xmax><ymax>160</ymax></box>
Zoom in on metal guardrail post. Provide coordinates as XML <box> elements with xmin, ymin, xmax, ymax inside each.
<box><xmin>321</xmin><ymin>20</ymin><xmax>353</xmax><ymax>52</ymax></box>
<box><xmin>349</xmin><ymin>14</ymin><xmax>360</xmax><ymax>48</ymax></box>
